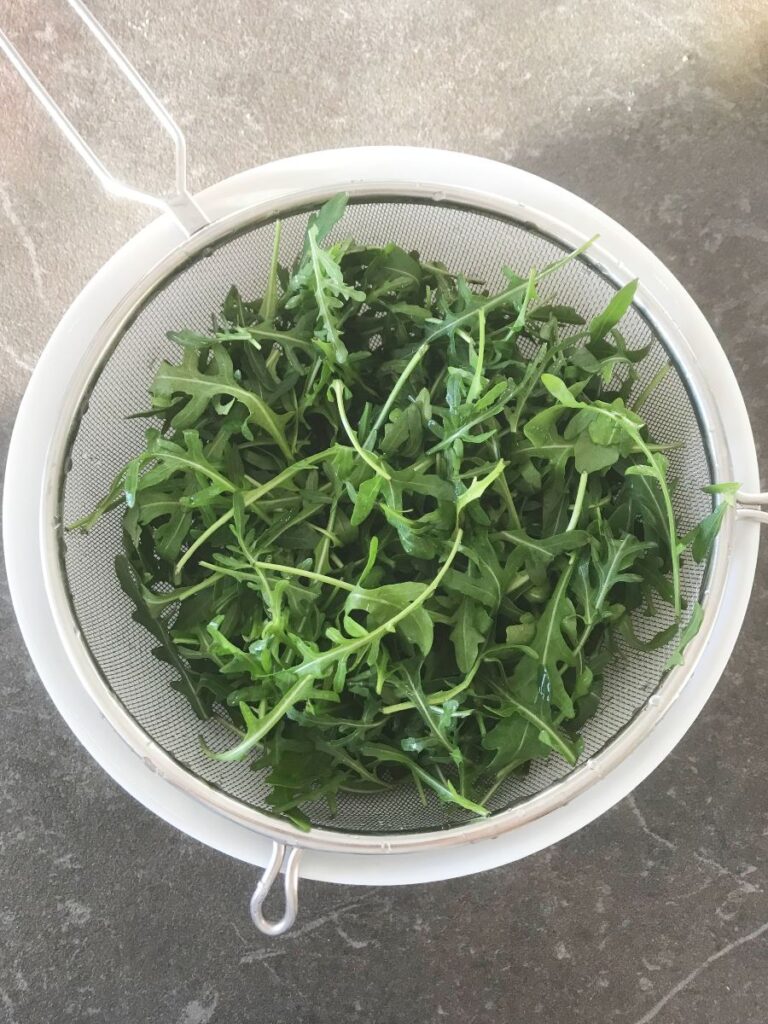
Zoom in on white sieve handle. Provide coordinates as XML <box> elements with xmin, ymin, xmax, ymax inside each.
<box><xmin>0</xmin><ymin>0</ymin><xmax>208</xmax><ymax>237</ymax></box>
<box><xmin>249</xmin><ymin>842</ymin><xmax>303</xmax><ymax>937</ymax></box>
<box><xmin>735</xmin><ymin>491</ymin><xmax>768</xmax><ymax>526</ymax></box>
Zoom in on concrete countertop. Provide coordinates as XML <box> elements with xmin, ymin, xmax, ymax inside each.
<box><xmin>1</xmin><ymin>1</ymin><xmax>766</xmax><ymax>1021</ymax></box>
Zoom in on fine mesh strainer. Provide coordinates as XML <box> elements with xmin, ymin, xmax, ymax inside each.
<box><xmin>3</xmin><ymin>2</ymin><xmax>766</xmax><ymax>936</ymax></box>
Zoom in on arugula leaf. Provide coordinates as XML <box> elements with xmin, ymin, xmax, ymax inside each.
<box><xmin>491</xmin><ymin>695</ymin><xmax>582</xmax><ymax>765</ymax></box>
<box><xmin>573</xmin><ymin>432</ymin><xmax>620</xmax><ymax>473</ymax></box>
<box><xmin>344</xmin><ymin>582</ymin><xmax>434</xmax><ymax>656</ymax></box>
<box><xmin>681</xmin><ymin>483</ymin><xmax>739</xmax><ymax>562</ymax></box>
<box><xmin>259</xmin><ymin>220</ymin><xmax>283</xmax><ymax>322</ymax></box>
<box><xmin>304</xmin><ymin>192</ymin><xmax>348</xmax><ymax>249</ymax></box>
<box><xmin>665</xmin><ymin>603</ymin><xmax>705</xmax><ymax>670</ymax></box>
<box><xmin>456</xmin><ymin>460</ymin><xmax>507</xmax><ymax>516</ymax></box>
<box><xmin>153</xmin><ymin>346</ymin><xmax>293</xmax><ymax>459</ymax></box>
<box><xmin>588</xmin><ymin>279</ymin><xmax>638</xmax><ymax>343</ymax></box>
<box><xmin>115</xmin><ymin>554</ymin><xmax>211</xmax><ymax>721</ymax></box>
<box><xmin>540</xmin><ymin>373</ymin><xmax>580</xmax><ymax>408</ymax></box>
<box><xmin>450</xmin><ymin>599</ymin><xmax>492</xmax><ymax>674</ymax></box>
<box><xmin>349</xmin><ymin>474</ymin><xmax>382</xmax><ymax>526</ymax></box>
<box><xmin>593</xmin><ymin>534</ymin><xmax>653</xmax><ymax>609</ymax></box>
<box><xmin>483</xmin><ymin>711</ymin><xmax>551</xmax><ymax>774</ymax></box>
<box><xmin>360</xmin><ymin>743</ymin><xmax>488</xmax><ymax>816</ymax></box>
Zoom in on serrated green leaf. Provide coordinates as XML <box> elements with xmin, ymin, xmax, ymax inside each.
<box><xmin>588</xmin><ymin>280</ymin><xmax>638</xmax><ymax>343</ymax></box>
<box><xmin>541</xmin><ymin>373</ymin><xmax>581</xmax><ymax>408</ymax></box>
<box><xmin>450</xmin><ymin>599</ymin><xmax>492</xmax><ymax>674</ymax></box>
<box><xmin>456</xmin><ymin>459</ymin><xmax>507</xmax><ymax>515</ymax></box>
<box><xmin>350</xmin><ymin>474</ymin><xmax>382</xmax><ymax>527</ymax></box>
<box><xmin>665</xmin><ymin>602</ymin><xmax>705</xmax><ymax>670</ymax></box>
<box><xmin>153</xmin><ymin>346</ymin><xmax>292</xmax><ymax>459</ymax></box>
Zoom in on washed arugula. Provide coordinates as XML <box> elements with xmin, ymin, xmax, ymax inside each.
<box><xmin>75</xmin><ymin>195</ymin><xmax>732</xmax><ymax>828</ymax></box>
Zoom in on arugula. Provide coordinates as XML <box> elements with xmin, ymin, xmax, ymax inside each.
<box><xmin>75</xmin><ymin>194</ymin><xmax>733</xmax><ymax>827</ymax></box>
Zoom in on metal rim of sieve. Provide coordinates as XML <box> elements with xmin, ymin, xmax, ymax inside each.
<box><xmin>38</xmin><ymin>180</ymin><xmax>744</xmax><ymax>856</ymax></box>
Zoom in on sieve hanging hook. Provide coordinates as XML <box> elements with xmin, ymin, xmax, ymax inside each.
<box><xmin>735</xmin><ymin>491</ymin><xmax>768</xmax><ymax>526</ymax></box>
<box><xmin>0</xmin><ymin>0</ymin><xmax>208</xmax><ymax>237</ymax></box>
<box><xmin>249</xmin><ymin>843</ymin><xmax>303</xmax><ymax>936</ymax></box>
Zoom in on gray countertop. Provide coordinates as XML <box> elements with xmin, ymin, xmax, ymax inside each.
<box><xmin>1</xmin><ymin>2</ymin><xmax>767</xmax><ymax>1021</ymax></box>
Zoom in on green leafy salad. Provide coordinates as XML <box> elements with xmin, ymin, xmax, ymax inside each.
<box><xmin>76</xmin><ymin>194</ymin><xmax>734</xmax><ymax>829</ymax></box>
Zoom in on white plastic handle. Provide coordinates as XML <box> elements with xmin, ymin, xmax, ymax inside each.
<box><xmin>0</xmin><ymin>0</ymin><xmax>208</xmax><ymax>236</ymax></box>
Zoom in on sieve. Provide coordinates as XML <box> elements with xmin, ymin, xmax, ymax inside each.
<box><xmin>3</xmin><ymin>1</ymin><xmax>766</xmax><ymax>937</ymax></box>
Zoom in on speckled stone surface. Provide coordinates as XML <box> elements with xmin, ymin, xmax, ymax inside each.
<box><xmin>1</xmin><ymin>2</ymin><xmax>767</xmax><ymax>1021</ymax></box>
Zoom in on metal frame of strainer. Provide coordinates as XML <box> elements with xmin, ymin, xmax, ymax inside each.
<box><xmin>2</xmin><ymin>1</ymin><xmax>766</xmax><ymax>935</ymax></box>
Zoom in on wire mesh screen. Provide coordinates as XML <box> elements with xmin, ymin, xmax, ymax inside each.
<box><xmin>60</xmin><ymin>198</ymin><xmax>712</xmax><ymax>835</ymax></box>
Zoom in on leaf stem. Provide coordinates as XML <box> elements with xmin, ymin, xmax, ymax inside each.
<box><xmin>566</xmin><ymin>472</ymin><xmax>589</xmax><ymax>532</ymax></box>
<box><xmin>295</xmin><ymin>529</ymin><xmax>463</xmax><ymax>678</ymax></box>
<box><xmin>467</xmin><ymin>308</ymin><xmax>486</xmax><ymax>404</ymax></box>
<box><xmin>173</xmin><ymin>446</ymin><xmax>338</xmax><ymax>582</ymax></box>
<box><xmin>200</xmin><ymin>558</ymin><xmax>357</xmax><ymax>593</ymax></box>
<box><xmin>382</xmin><ymin>659</ymin><xmax>482</xmax><ymax>714</ymax></box>
<box><xmin>201</xmin><ymin>679</ymin><xmax>315</xmax><ymax>762</ymax></box>
<box><xmin>500</xmin><ymin>695</ymin><xmax>579</xmax><ymax>765</ymax></box>
<box><xmin>598</xmin><ymin>408</ymin><xmax>681</xmax><ymax>617</ymax></box>
<box><xmin>330</xmin><ymin>380</ymin><xmax>391</xmax><ymax>480</ymax></box>
<box><xmin>362</xmin><ymin>340</ymin><xmax>430</xmax><ymax>450</ymax></box>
